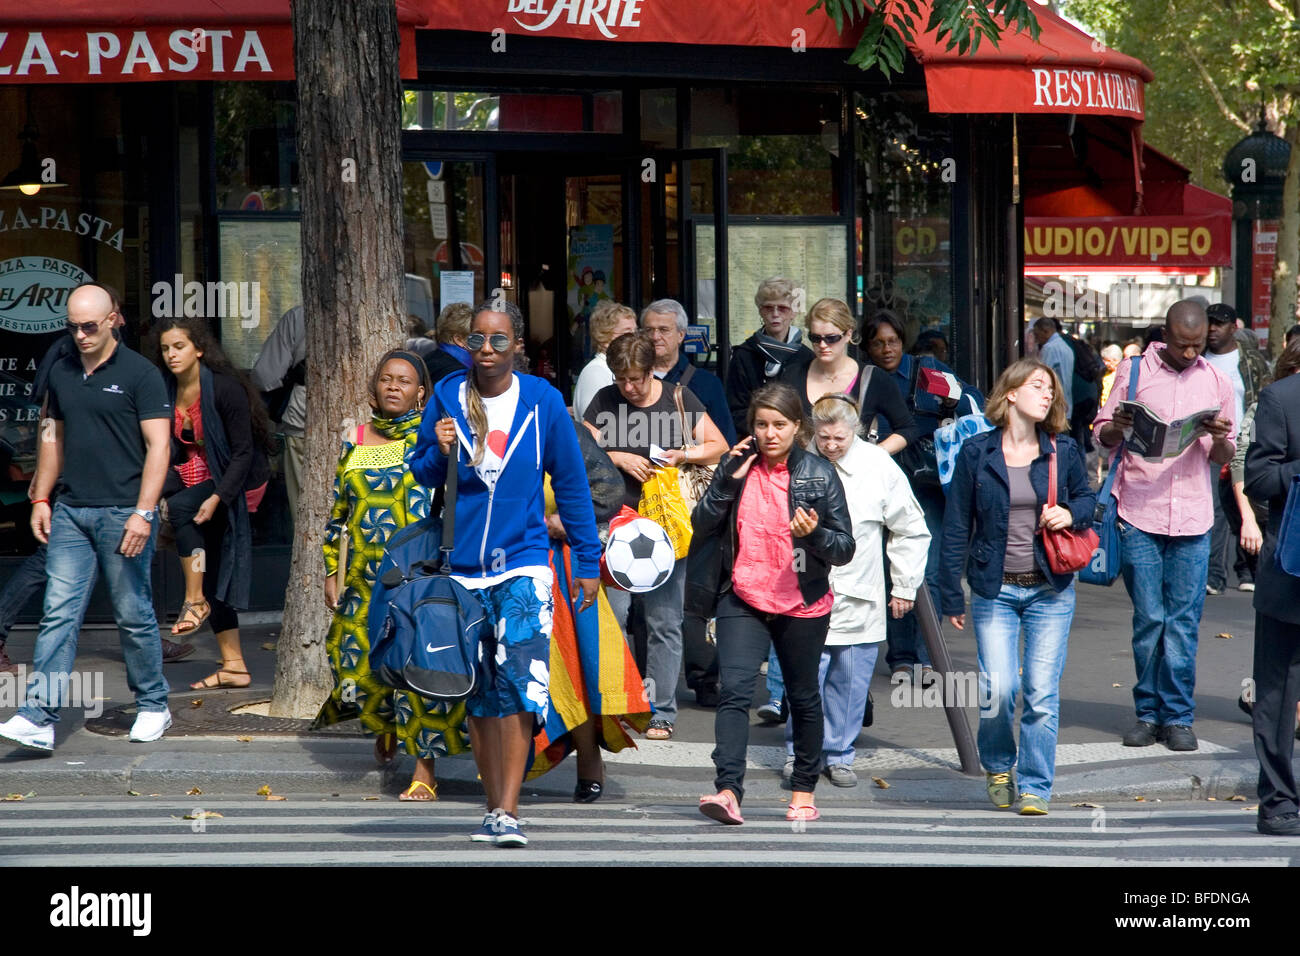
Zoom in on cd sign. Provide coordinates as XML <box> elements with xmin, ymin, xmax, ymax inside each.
<box><xmin>0</xmin><ymin>257</ymin><xmax>89</xmax><ymax>334</ymax></box>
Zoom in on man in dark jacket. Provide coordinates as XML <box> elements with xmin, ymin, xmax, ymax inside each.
<box><xmin>725</xmin><ymin>277</ymin><xmax>810</xmax><ymax>438</ymax></box>
<box><xmin>1244</xmin><ymin>369</ymin><xmax>1300</xmax><ymax>835</ymax></box>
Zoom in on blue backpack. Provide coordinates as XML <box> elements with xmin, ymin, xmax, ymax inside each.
<box><xmin>368</xmin><ymin>462</ymin><xmax>490</xmax><ymax>702</ymax></box>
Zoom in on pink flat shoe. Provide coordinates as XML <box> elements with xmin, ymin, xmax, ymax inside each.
<box><xmin>786</xmin><ymin>802</ymin><xmax>820</xmax><ymax>822</ymax></box>
<box><xmin>699</xmin><ymin>790</ymin><xmax>744</xmax><ymax>825</ymax></box>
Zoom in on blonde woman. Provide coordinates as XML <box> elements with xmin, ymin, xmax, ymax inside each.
<box><xmin>796</xmin><ymin>394</ymin><xmax>929</xmax><ymax>786</ymax></box>
<box><xmin>780</xmin><ymin>297</ymin><xmax>916</xmax><ymax>455</ymax></box>
<box><xmin>572</xmin><ymin>300</ymin><xmax>638</xmax><ymax>419</ymax></box>
<box><xmin>940</xmin><ymin>359</ymin><xmax>1095</xmax><ymax>815</ymax></box>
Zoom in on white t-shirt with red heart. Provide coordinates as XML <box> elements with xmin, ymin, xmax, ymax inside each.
<box><xmin>462</xmin><ymin>375</ymin><xmax>519</xmax><ymax>490</ymax></box>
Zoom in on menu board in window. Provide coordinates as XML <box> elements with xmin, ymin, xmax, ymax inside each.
<box><xmin>696</xmin><ymin>223</ymin><xmax>849</xmax><ymax>349</ymax></box>
<box><xmin>217</xmin><ymin>219</ymin><xmax>302</xmax><ymax>369</ymax></box>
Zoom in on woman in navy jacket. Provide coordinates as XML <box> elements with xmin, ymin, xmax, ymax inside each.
<box><xmin>940</xmin><ymin>358</ymin><xmax>1095</xmax><ymax>816</ymax></box>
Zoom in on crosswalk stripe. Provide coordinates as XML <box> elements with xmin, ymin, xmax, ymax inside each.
<box><xmin>0</xmin><ymin>849</ymin><xmax>1286</xmax><ymax>866</ymax></box>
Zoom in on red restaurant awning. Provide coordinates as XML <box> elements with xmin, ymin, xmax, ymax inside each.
<box><xmin>417</xmin><ymin>0</ymin><xmax>1151</xmax><ymax>121</ymax></box>
<box><xmin>0</xmin><ymin>1</ymin><xmax>425</xmax><ymax>82</ymax></box>
<box><xmin>907</xmin><ymin>2</ymin><xmax>1152</xmax><ymax>121</ymax></box>
<box><xmin>1024</xmin><ymin>135</ymin><xmax>1232</xmax><ymax>273</ymax></box>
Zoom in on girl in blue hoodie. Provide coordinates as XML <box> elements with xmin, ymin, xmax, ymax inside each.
<box><xmin>411</xmin><ymin>300</ymin><xmax>601</xmax><ymax>848</ymax></box>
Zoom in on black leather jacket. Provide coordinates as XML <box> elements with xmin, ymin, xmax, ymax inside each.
<box><xmin>684</xmin><ymin>443</ymin><xmax>855</xmax><ymax>618</ymax></box>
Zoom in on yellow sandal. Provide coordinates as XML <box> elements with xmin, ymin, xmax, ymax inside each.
<box><xmin>399</xmin><ymin>780</ymin><xmax>438</xmax><ymax>801</ymax></box>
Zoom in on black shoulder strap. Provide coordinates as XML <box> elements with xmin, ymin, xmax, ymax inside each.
<box><xmin>905</xmin><ymin>356</ymin><xmax>922</xmax><ymax>408</ymax></box>
<box><xmin>680</xmin><ymin>363</ymin><xmax>696</xmax><ymax>388</ymax></box>
<box><xmin>440</xmin><ymin>449</ymin><xmax>457</xmax><ymax>572</ymax></box>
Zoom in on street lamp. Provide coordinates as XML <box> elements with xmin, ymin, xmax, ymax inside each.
<box><xmin>1222</xmin><ymin>110</ymin><xmax>1290</xmax><ymax>337</ymax></box>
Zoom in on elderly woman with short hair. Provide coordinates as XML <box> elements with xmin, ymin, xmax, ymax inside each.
<box><xmin>725</xmin><ymin>277</ymin><xmax>813</xmax><ymax>439</ymax></box>
<box><xmin>572</xmin><ymin>300</ymin><xmax>638</xmax><ymax>419</ymax></box>
<box><xmin>583</xmin><ymin>330</ymin><xmax>728</xmax><ymax>739</ymax></box>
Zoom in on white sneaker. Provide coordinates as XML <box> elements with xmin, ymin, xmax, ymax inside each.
<box><xmin>128</xmin><ymin>708</ymin><xmax>172</xmax><ymax>742</ymax></box>
<box><xmin>0</xmin><ymin>713</ymin><xmax>54</xmax><ymax>751</ymax></box>
<box><xmin>1239</xmin><ymin>581</ymin><xmax>1256</xmax><ymax>592</ymax></box>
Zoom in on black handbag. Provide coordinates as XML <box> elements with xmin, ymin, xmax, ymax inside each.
<box><xmin>895</xmin><ymin>359</ymin><xmax>942</xmax><ymax>488</ymax></box>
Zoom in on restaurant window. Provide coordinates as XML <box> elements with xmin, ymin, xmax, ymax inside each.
<box><xmin>403</xmin><ymin>89</ymin><xmax>622</xmax><ymax>134</ymax></box>
<box><xmin>213</xmin><ymin>82</ymin><xmax>301</xmax><ymax>369</ymax></box>
<box><xmin>214</xmin><ymin>82</ymin><xmax>301</xmax><ymax>549</ymax></box>
<box><xmin>402</xmin><ymin>159</ymin><xmax>487</xmax><ymax>330</ymax></box>
<box><xmin>0</xmin><ymin>85</ymin><xmax>145</xmax><ymax>556</ymax></box>
<box><xmin>690</xmin><ymin>88</ymin><xmax>842</xmax><ymax>216</ymax></box>
<box><xmin>855</xmin><ymin>91</ymin><xmax>956</xmax><ymax>362</ymax></box>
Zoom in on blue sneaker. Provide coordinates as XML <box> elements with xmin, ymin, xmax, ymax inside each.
<box><xmin>469</xmin><ymin>810</ymin><xmax>499</xmax><ymax>843</ymax></box>
<box><xmin>493</xmin><ymin>812</ymin><xmax>528</xmax><ymax>848</ymax></box>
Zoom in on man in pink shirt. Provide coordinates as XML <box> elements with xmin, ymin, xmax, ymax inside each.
<box><xmin>1094</xmin><ymin>301</ymin><xmax>1237</xmax><ymax>753</ymax></box>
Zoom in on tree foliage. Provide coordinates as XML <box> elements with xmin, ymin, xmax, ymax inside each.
<box><xmin>809</xmin><ymin>0</ymin><xmax>1041</xmax><ymax>78</ymax></box>
<box><xmin>1063</xmin><ymin>0</ymin><xmax>1300</xmax><ymax>353</ymax></box>
<box><xmin>1063</xmin><ymin>0</ymin><xmax>1300</xmax><ymax>186</ymax></box>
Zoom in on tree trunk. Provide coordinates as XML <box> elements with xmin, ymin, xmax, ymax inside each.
<box><xmin>271</xmin><ymin>0</ymin><xmax>405</xmax><ymax>717</ymax></box>
<box><xmin>1270</xmin><ymin>125</ymin><xmax>1300</xmax><ymax>359</ymax></box>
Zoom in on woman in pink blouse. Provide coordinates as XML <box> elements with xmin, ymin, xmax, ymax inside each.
<box><xmin>690</xmin><ymin>384</ymin><xmax>855</xmax><ymax>824</ymax></box>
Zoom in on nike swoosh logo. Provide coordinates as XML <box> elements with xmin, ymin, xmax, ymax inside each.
<box><xmin>426</xmin><ymin>643</ymin><xmax>454</xmax><ymax>653</ymax></box>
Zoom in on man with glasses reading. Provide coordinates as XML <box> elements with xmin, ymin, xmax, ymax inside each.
<box><xmin>0</xmin><ymin>283</ymin><xmax>173</xmax><ymax>751</ymax></box>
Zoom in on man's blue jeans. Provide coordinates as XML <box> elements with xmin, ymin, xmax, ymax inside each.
<box><xmin>971</xmin><ymin>581</ymin><xmax>1075</xmax><ymax>799</ymax></box>
<box><xmin>18</xmin><ymin>503</ymin><xmax>167</xmax><ymax>726</ymax></box>
<box><xmin>1117</xmin><ymin>519</ymin><xmax>1209</xmax><ymax>728</ymax></box>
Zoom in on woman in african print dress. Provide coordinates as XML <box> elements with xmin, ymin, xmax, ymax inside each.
<box><xmin>314</xmin><ymin>349</ymin><xmax>469</xmax><ymax>801</ymax></box>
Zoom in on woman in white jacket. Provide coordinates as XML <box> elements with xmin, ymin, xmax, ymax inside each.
<box><xmin>784</xmin><ymin>394</ymin><xmax>931</xmax><ymax>787</ymax></box>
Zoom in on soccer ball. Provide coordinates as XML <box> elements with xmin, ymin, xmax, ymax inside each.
<box><xmin>603</xmin><ymin>518</ymin><xmax>676</xmax><ymax>593</ymax></box>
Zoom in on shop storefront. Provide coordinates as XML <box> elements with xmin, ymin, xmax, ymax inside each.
<box><xmin>1021</xmin><ymin>118</ymin><xmax>1233</xmax><ymax>348</ymax></box>
<box><xmin>0</xmin><ymin>4</ymin><xmax>421</xmax><ymax>616</ymax></box>
<box><xmin>0</xmin><ymin>0</ymin><xmax>1155</xmax><ymax>617</ymax></box>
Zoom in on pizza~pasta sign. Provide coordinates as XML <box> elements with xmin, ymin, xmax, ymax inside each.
<box><xmin>0</xmin><ymin>28</ymin><xmax>287</xmax><ymax>82</ymax></box>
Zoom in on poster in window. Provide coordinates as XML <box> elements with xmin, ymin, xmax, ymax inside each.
<box><xmin>218</xmin><ymin>219</ymin><xmax>302</xmax><ymax>369</ymax></box>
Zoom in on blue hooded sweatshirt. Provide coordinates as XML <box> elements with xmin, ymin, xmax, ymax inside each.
<box><xmin>410</xmin><ymin>369</ymin><xmax>602</xmax><ymax>581</ymax></box>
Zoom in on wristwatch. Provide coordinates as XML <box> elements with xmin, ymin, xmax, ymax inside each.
<box><xmin>133</xmin><ymin>508</ymin><xmax>155</xmax><ymax>522</ymax></box>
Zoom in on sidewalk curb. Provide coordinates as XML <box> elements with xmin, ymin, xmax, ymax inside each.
<box><xmin>0</xmin><ymin>742</ymin><xmax>1265</xmax><ymax>807</ymax></box>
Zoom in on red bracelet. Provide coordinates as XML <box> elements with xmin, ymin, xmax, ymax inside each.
<box><xmin>31</xmin><ymin>498</ymin><xmax>49</xmax><ymax>505</ymax></box>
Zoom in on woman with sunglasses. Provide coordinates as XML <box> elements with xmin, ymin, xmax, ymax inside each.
<box><xmin>412</xmin><ymin>301</ymin><xmax>602</xmax><ymax>848</ymax></box>
<box><xmin>779</xmin><ymin>298</ymin><xmax>917</xmax><ymax>455</ymax></box>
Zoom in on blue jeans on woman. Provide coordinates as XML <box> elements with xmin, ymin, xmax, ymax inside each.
<box><xmin>1117</xmin><ymin>520</ymin><xmax>1209</xmax><ymax>728</ymax></box>
<box><xmin>971</xmin><ymin>580</ymin><xmax>1075</xmax><ymax>799</ymax></box>
<box><xmin>18</xmin><ymin>503</ymin><xmax>167</xmax><ymax>727</ymax></box>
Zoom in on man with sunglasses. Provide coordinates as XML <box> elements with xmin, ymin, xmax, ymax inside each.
<box><xmin>0</xmin><ymin>283</ymin><xmax>173</xmax><ymax>752</ymax></box>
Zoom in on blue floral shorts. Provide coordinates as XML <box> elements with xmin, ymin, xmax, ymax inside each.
<box><xmin>468</xmin><ymin>574</ymin><xmax>553</xmax><ymax>723</ymax></box>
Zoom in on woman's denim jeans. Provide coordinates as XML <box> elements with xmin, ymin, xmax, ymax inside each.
<box><xmin>971</xmin><ymin>580</ymin><xmax>1075</xmax><ymax>799</ymax></box>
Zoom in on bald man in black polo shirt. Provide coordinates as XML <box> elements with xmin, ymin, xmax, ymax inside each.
<box><xmin>0</xmin><ymin>284</ymin><xmax>173</xmax><ymax>751</ymax></box>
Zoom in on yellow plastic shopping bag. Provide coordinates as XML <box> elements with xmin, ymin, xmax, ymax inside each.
<box><xmin>637</xmin><ymin>467</ymin><xmax>692</xmax><ymax>559</ymax></box>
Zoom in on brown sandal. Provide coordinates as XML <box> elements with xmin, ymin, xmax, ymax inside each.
<box><xmin>171</xmin><ymin>599</ymin><xmax>210</xmax><ymax>636</ymax></box>
<box><xmin>189</xmin><ymin>659</ymin><xmax>251</xmax><ymax>690</ymax></box>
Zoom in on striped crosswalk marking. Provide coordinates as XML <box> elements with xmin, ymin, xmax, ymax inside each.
<box><xmin>0</xmin><ymin>799</ymin><xmax>1289</xmax><ymax>866</ymax></box>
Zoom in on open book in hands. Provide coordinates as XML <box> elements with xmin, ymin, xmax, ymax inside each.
<box><xmin>1117</xmin><ymin>400</ymin><xmax>1220</xmax><ymax>461</ymax></box>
